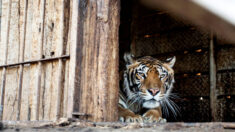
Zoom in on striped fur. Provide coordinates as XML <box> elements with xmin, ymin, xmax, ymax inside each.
<box><xmin>119</xmin><ymin>53</ymin><xmax>178</xmax><ymax>122</ymax></box>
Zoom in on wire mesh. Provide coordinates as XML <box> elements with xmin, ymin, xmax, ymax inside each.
<box><xmin>168</xmin><ymin>98</ymin><xmax>211</xmax><ymax>122</ymax></box>
<box><xmin>217</xmin><ymin>97</ymin><xmax>235</xmax><ymax>122</ymax></box>
<box><xmin>135</xmin><ymin>29</ymin><xmax>210</xmax><ymax>57</ymax></box>
<box><xmin>173</xmin><ymin>75</ymin><xmax>210</xmax><ymax>97</ymax></box>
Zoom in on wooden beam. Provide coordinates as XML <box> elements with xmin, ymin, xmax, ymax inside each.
<box><xmin>35</xmin><ymin>0</ymin><xmax>46</xmax><ymax>120</ymax></box>
<box><xmin>17</xmin><ymin>0</ymin><xmax>28</xmax><ymax>121</ymax></box>
<box><xmin>68</xmin><ymin>0</ymin><xmax>120</xmax><ymax>122</ymax></box>
<box><xmin>0</xmin><ymin>0</ymin><xmax>12</xmax><ymax>120</ymax></box>
<box><xmin>209</xmin><ymin>32</ymin><xmax>217</xmax><ymax>121</ymax></box>
<box><xmin>67</xmin><ymin>0</ymin><xmax>79</xmax><ymax>119</ymax></box>
<box><xmin>56</xmin><ymin>0</ymin><xmax>65</xmax><ymax>120</ymax></box>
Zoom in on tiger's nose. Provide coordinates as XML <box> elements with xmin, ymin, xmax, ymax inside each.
<box><xmin>148</xmin><ymin>88</ymin><xmax>160</xmax><ymax>96</ymax></box>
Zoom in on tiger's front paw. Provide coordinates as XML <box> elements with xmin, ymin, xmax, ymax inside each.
<box><xmin>119</xmin><ymin>114</ymin><xmax>143</xmax><ymax>123</ymax></box>
<box><xmin>143</xmin><ymin>109</ymin><xmax>167</xmax><ymax>123</ymax></box>
<box><xmin>143</xmin><ymin>115</ymin><xmax>167</xmax><ymax>123</ymax></box>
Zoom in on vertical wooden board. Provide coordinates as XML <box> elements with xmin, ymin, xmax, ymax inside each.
<box><xmin>0</xmin><ymin>0</ymin><xmax>1</xmax><ymax>41</ymax></box>
<box><xmin>73</xmin><ymin>0</ymin><xmax>120</xmax><ymax>122</ymax></box>
<box><xmin>38</xmin><ymin>0</ymin><xmax>65</xmax><ymax>120</ymax></box>
<box><xmin>62</xmin><ymin>60</ymin><xmax>69</xmax><ymax>117</ymax></box>
<box><xmin>49</xmin><ymin>61</ymin><xmax>59</xmax><ymax>120</ymax></box>
<box><xmin>39</xmin><ymin>62</ymin><xmax>52</xmax><ymax>120</ymax></box>
<box><xmin>29</xmin><ymin>0</ymin><xmax>43</xmax><ymax>120</ymax></box>
<box><xmin>19</xmin><ymin>0</ymin><xmax>34</xmax><ymax>121</ymax></box>
<box><xmin>0</xmin><ymin>0</ymin><xmax>8</xmax><ymax>65</ymax></box>
<box><xmin>20</xmin><ymin>65</ymin><xmax>30</xmax><ymax>121</ymax></box>
<box><xmin>64</xmin><ymin>0</ymin><xmax>71</xmax><ymax>55</ymax></box>
<box><xmin>0</xmin><ymin>69</ymin><xmax>2</xmax><ymax>96</ymax></box>
<box><xmin>50</xmin><ymin>0</ymin><xmax>63</xmax><ymax>57</ymax></box>
<box><xmin>61</xmin><ymin>0</ymin><xmax>71</xmax><ymax>118</ymax></box>
<box><xmin>7</xmin><ymin>0</ymin><xmax>21</xmax><ymax>64</ymax></box>
<box><xmin>39</xmin><ymin>62</ymin><xmax>58</xmax><ymax>120</ymax></box>
<box><xmin>39</xmin><ymin>62</ymin><xmax>59</xmax><ymax>120</ymax></box>
<box><xmin>2</xmin><ymin>0</ymin><xmax>26</xmax><ymax>121</ymax></box>
<box><xmin>43</xmin><ymin>0</ymin><xmax>63</xmax><ymax>57</ymax></box>
<box><xmin>24</xmin><ymin>0</ymin><xmax>33</xmax><ymax>62</ymax></box>
<box><xmin>42</xmin><ymin>0</ymin><xmax>55</xmax><ymax>58</ymax></box>
<box><xmin>3</xmin><ymin>68</ymin><xmax>19</xmax><ymax>120</ymax></box>
<box><xmin>29</xmin><ymin>65</ymin><xmax>38</xmax><ymax>120</ymax></box>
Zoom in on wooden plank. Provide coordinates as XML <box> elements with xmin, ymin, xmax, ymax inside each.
<box><xmin>61</xmin><ymin>60</ymin><xmax>69</xmax><ymax>118</ymax></box>
<box><xmin>61</xmin><ymin>0</ymin><xmax>71</xmax><ymax>118</ymax></box>
<box><xmin>3</xmin><ymin>68</ymin><xmax>19</xmax><ymax>120</ymax></box>
<box><xmin>29</xmin><ymin>0</ymin><xmax>44</xmax><ymax>121</ymax></box>
<box><xmin>69</xmin><ymin>0</ymin><xmax>120</xmax><ymax>122</ymax></box>
<box><xmin>35</xmin><ymin>0</ymin><xmax>46</xmax><ymax>121</ymax></box>
<box><xmin>0</xmin><ymin>0</ymin><xmax>2</xmax><ymax>41</ymax></box>
<box><xmin>38</xmin><ymin>0</ymin><xmax>68</xmax><ymax>120</ymax></box>
<box><xmin>20</xmin><ymin>0</ymin><xmax>34</xmax><ymax>121</ymax></box>
<box><xmin>209</xmin><ymin>33</ymin><xmax>217</xmax><ymax>121</ymax></box>
<box><xmin>67</xmin><ymin>0</ymin><xmax>79</xmax><ymax>118</ymax></box>
<box><xmin>4</xmin><ymin>0</ymin><xmax>29</xmax><ymax>121</ymax></box>
<box><xmin>17</xmin><ymin>0</ymin><xmax>28</xmax><ymax>120</ymax></box>
<box><xmin>0</xmin><ymin>0</ymin><xmax>12</xmax><ymax>120</ymax></box>
<box><xmin>0</xmin><ymin>0</ymin><xmax>70</xmax><ymax>121</ymax></box>
<box><xmin>56</xmin><ymin>0</ymin><xmax>65</xmax><ymax>120</ymax></box>
<box><xmin>20</xmin><ymin>66</ymin><xmax>30</xmax><ymax>120</ymax></box>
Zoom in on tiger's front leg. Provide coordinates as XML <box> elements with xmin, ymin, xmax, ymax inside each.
<box><xmin>118</xmin><ymin>106</ymin><xmax>143</xmax><ymax>123</ymax></box>
<box><xmin>143</xmin><ymin>107</ymin><xmax>167</xmax><ymax>123</ymax></box>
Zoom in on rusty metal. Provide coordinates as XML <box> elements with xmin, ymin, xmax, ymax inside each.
<box><xmin>0</xmin><ymin>55</ymin><xmax>70</xmax><ymax>68</ymax></box>
<box><xmin>72</xmin><ymin>112</ymin><xmax>91</xmax><ymax>117</ymax></box>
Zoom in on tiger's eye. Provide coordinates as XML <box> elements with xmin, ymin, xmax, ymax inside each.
<box><xmin>139</xmin><ymin>73</ymin><xmax>145</xmax><ymax>77</ymax></box>
<box><xmin>160</xmin><ymin>74</ymin><xmax>165</xmax><ymax>78</ymax></box>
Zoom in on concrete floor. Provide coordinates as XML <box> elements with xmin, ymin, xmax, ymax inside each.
<box><xmin>1</xmin><ymin>119</ymin><xmax>235</xmax><ymax>132</ymax></box>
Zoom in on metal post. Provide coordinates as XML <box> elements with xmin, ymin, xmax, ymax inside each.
<box><xmin>209</xmin><ymin>32</ymin><xmax>217</xmax><ymax>121</ymax></box>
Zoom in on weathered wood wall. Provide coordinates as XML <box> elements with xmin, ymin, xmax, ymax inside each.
<box><xmin>0</xmin><ymin>0</ymin><xmax>120</xmax><ymax>122</ymax></box>
<box><xmin>70</xmin><ymin>0</ymin><xmax>120</xmax><ymax>122</ymax></box>
<box><xmin>0</xmin><ymin>0</ymin><xmax>71</xmax><ymax>121</ymax></box>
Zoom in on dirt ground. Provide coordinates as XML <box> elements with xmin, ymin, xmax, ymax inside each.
<box><xmin>0</xmin><ymin>118</ymin><xmax>235</xmax><ymax>132</ymax></box>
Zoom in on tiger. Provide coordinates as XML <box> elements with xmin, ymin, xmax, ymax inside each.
<box><xmin>118</xmin><ymin>53</ymin><xmax>177</xmax><ymax>123</ymax></box>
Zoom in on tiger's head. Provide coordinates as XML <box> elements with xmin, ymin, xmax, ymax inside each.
<box><xmin>123</xmin><ymin>53</ymin><xmax>176</xmax><ymax>110</ymax></box>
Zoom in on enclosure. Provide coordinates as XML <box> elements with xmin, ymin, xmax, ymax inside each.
<box><xmin>0</xmin><ymin>0</ymin><xmax>235</xmax><ymax>124</ymax></box>
<box><xmin>120</xmin><ymin>0</ymin><xmax>235</xmax><ymax>122</ymax></box>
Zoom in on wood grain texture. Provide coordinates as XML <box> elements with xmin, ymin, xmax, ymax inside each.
<box><xmin>0</xmin><ymin>0</ymin><xmax>12</xmax><ymax>120</ymax></box>
<box><xmin>69</xmin><ymin>0</ymin><xmax>120</xmax><ymax>122</ymax></box>
<box><xmin>74</xmin><ymin>0</ymin><xmax>120</xmax><ymax>121</ymax></box>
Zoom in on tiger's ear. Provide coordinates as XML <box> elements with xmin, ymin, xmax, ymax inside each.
<box><xmin>124</xmin><ymin>52</ymin><xmax>135</xmax><ymax>65</ymax></box>
<box><xmin>166</xmin><ymin>56</ymin><xmax>176</xmax><ymax>68</ymax></box>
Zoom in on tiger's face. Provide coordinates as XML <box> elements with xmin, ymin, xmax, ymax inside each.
<box><xmin>123</xmin><ymin>53</ymin><xmax>176</xmax><ymax>109</ymax></box>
